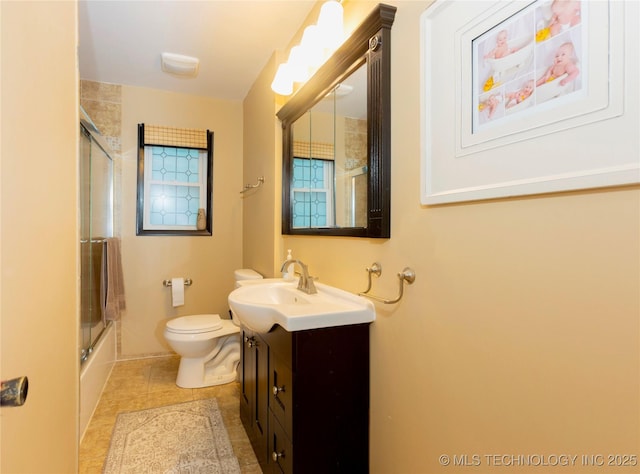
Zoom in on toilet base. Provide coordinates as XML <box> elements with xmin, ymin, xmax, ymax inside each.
<box><xmin>174</xmin><ymin>334</ymin><xmax>240</xmax><ymax>389</ymax></box>
<box><xmin>176</xmin><ymin>357</ymin><xmax>238</xmax><ymax>388</ymax></box>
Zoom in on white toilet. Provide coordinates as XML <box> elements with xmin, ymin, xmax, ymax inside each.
<box><xmin>163</xmin><ymin>269</ymin><xmax>263</xmax><ymax>388</ymax></box>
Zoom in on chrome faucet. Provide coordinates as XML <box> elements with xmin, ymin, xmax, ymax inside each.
<box><xmin>280</xmin><ymin>259</ymin><xmax>317</xmax><ymax>294</ymax></box>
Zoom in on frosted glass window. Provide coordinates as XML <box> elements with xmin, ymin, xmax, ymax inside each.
<box><xmin>144</xmin><ymin>146</ymin><xmax>205</xmax><ymax>230</ymax></box>
<box><xmin>148</xmin><ymin>184</ymin><xmax>200</xmax><ymax>226</ymax></box>
<box><xmin>291</xmin><ymin>158</ymin><xmax>334</xmax><ymax>228</ymax></box>
<box><xmin>136</xmin><ymin>124</ymin><xmax>213</xmax><ymax>236</ymax></box>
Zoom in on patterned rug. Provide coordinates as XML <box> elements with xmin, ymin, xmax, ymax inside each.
<box><xmin>103</xmin><ymin>398</ymin><xmax>241</xmax><ymax>473</ymax></box>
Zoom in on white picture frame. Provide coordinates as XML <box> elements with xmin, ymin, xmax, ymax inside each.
<box><xmin>420</xmin><ymin>0</ymin><xmax>639</xmax><ymax>205</ymax></box>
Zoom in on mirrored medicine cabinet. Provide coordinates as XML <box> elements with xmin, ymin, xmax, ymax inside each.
<box><xmin>277</xmin><ymin>4</ymin><xmax>396</xmax><ymax>238</ymax></box>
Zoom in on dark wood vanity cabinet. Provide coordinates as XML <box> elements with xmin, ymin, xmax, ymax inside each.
<box><xmin>240</xmin><ymin>327</ymin><xmax>270</xmax><ymax>464</ymax></box>
<box><xmin>239</xmin><ymin>323</ymin><xmax>370</xmax><ymax>474</ymax></box>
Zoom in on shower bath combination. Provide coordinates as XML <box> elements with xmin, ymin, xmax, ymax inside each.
<box><xmin>79</xmin><ymin>108</ymin><xmax>119</xmax><ymax>439</ymax></box>
<box><xmin>79</xmin><ymin>108</ymin><xmax>115</xmax><ymax>364</ymax></box>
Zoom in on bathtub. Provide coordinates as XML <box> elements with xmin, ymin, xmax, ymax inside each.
<box><xmin>485</xmin><ymin>35</ymin><xmax>534</xmax><ymax>83</ymax></box>
<box><xmin>506</xmin><ymin>93</ymin><xmax>534</xmax><ymax>114</ymax></box>
<box><xmin>536</xmin><ymin>73</ymin><xmax>575</xmax><ymax>103</ymax></box>
<box><xmin>79</xmin><ymin>321</ymin><xmax>115</xmax><ymax>441</ymax></box>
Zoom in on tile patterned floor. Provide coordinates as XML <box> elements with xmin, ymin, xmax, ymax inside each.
<box><xmin>79</xmin><ymin>356</ymin><xmax>262</xmax><ymax>473</ymax></box>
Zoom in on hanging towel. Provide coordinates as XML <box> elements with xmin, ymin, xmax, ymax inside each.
<box><xmin>104</xmin><ymin>237</ymin><xmax>126</xmax><ymax>321</ymax></box>
<box><xmin>81</xmin><ymin>240</ymin><xmax>105</xmax><ymax>326</ymax></box>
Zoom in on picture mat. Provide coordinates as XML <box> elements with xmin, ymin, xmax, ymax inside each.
<box><xmin>420</xmin><ymin>0</ymin><xmax>638</xmax><ymax>205</ymax></box>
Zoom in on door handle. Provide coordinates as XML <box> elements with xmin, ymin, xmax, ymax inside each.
<box><xmin>1</xmin><ymin>376</ymin><xmax>29</xmax><ymax>407</ymax></box>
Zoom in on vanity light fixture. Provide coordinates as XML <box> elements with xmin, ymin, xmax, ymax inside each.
<box><xmin>317</xmin><ymin>0</ymin><xmax>344</xmax><ymax>51</ymax></box>
<box><xmin>287</xmin><ymin>46</ymin><xmax>309</xmax><ymax>83</ymax></box>
<box><xmin>161</xmin><ymin>52</ymin><xmax>200</xmax><ymax>77</ymax></box>
<box><xmin>271</xmin><ymin>63</ymin><xmax>294</xmax><ymax>96</ymax></box>
<box><xmin>271</xmin><ymin>0</ymin><xmax>345</xmax><ymax>96</ymax></box>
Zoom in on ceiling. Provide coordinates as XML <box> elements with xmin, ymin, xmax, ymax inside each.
<box><xmin>78</xmin><ymin>1</ymin><xmax>317</xmax><ymax>101</ymax></box>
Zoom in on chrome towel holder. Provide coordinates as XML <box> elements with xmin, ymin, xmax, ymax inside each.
<box><xmin>240</xmin><ymin>176</ymin><xmax>264</xmax><ymax>193</ymax></box>
<box><xmin>359</xmin><ymin>262</ymin><xmax>415</xmax><ymax>304</ymax></box>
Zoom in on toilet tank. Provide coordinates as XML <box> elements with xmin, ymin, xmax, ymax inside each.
<box><xmin>234</xmin><ymin>268</ymin><xmax>263</xmax><ymax>288</ymax></box>
<box><xmin>231</xmin><ymin>269</ymin><xmax>263</xmax><ymax>325</ymax></box>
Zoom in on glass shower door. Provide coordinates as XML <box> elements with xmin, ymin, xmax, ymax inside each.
<box><xmin>79</xmin><ymin>123</ymin><xmax>113</xmax><ymax>363</ymax></box>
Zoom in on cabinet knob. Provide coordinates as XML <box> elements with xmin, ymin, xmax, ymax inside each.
<box><xmin>245</xmin><ymin>336</ymin><xmax>257</xmax><ymax>348</ymax></box>
<box><xmin>272</xmin><ymin>450</ymin><xmax>285</xmax><ymax>462</ymax></box>
<box><xmin>272</xmin><ymin>385</ymin><xmax>285</xmax><ymax>395</ymax></box>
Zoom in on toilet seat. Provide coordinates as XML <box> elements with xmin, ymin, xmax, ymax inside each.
<box><xmin>166</xmin><ymin>314</ymin><xmax>223</xmax><ymax>334</ymax></box>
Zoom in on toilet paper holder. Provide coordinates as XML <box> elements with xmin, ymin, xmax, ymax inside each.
<box><xmin>163</xmin><ymin>278</ymin><xmax>193</xmax><ymax>287</ymax></box>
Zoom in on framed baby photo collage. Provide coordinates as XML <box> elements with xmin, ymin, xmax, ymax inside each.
<box><xmin>420</xmin><ymin>0</ymin><xmax>638</xmax><ymax>204</ymax></box>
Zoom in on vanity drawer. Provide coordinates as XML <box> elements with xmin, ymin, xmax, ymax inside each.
<box><xmin>269</xmin><ymin>411</ymin><xmax>293</xmax><ymax>474</ymax></box>
<box><xmin>269</xmin><ymin>353</ymin><xmax>293</xmax><ymax>434</ymax></box>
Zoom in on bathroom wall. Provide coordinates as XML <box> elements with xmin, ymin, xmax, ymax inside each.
<box><xmin>80</xmin><ymin>81</ymin><xmax>244</xmax><ymax>358</ymax></box>
<box><xmin>119</xmin><ymin>85</ymin><xmax>244</xmax><ymax>357</ymax></box>
<box><xmin>0</xmin><ymin>1</ymin><xmax>79</xmax><ymax>472</ymax></box>
<box><xmin>242</xmin><ymin>57</ymin><xmax>282</xmax><ymax>276</ymax></box>
<box><xmin>243</xmin><ymin>1</ymin><xmax>640</xmax><ymax>473</ymax></box>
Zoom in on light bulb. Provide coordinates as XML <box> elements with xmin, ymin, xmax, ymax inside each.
<box><xmin>318</xmin><ymin>1</ymin><xmax>344</xmax><ymax>51</ymax></box>
<box><xmin>271</xmin><ymin>63</ymin><xmax>293</xmax><ymax>96</ymax></box>
<box><xmin>287</xmin><ymin>46</ymin><xmax>310</xmax><ymax>83</ymax></box>
<box><xmin>300</xmin><ymin>25</ymin><xmax>323</xmax><ymax>69</ymax></box>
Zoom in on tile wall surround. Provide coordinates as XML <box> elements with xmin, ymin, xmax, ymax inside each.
<box><xmin>344</xmin><ymin>117</ymin><xmax>367</xmax><ymax>170</ymax></box>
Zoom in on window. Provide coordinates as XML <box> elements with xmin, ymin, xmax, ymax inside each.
<box><xmin>291</xmin><ymin>157</ymin><xmax>334</xmax><ymax>228</ymax></box>
<box><xmin>136</xmin><ymin>124</ymin><xmax>213</xmax><ymax>235</ymax></box>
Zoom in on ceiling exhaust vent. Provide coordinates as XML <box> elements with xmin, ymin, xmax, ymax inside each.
<box><xmin>161</xmin><ymin>53</ymin><xmax>199</xmax><ymax>77</ymax></box>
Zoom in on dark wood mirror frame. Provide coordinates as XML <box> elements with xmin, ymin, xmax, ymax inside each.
<box><xmin>277</xmin><ymin>4</ymin><xmax>396</xmax><ymax>238</ymax></box>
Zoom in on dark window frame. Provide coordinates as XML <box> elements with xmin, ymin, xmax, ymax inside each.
<box><xmin>136</xmin><ymin>124</ymin><xmax>214</xmax><ymax>236</ymax></box>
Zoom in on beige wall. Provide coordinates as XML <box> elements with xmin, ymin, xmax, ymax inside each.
<box><xmin>243</xmin><ymin>1</ymin><xmax>640</xmax><ymax>473</ymax></box>
<box><xmin>0</xmin><ymin>1</ymin><xmax>79</xmax><ymax>472</ymax></box>
<box><xmin>119</xmin><ymin>86</ymin><xmax>243</xmax><ymax>357</ymax></box>
<box><xmin>242</xmin><ymin>55</ymin><xmax>282</xmax><ymax>276</ymax></box>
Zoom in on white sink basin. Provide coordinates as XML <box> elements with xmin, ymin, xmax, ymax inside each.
<box><xmin>228</xmin><ymin>278</ymin><xmax>375</xmax><ymax>332</ymax></box>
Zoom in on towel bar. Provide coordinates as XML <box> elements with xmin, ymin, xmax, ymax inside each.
<box><xmin>240</xmin><ymin>176</ymin><xmax>264</xmax><ymax>193</ymax></box>
<box><xmin>359</xmin><ymin>264</ymin><xmax>415</xmax><ymax>304</ymax></box>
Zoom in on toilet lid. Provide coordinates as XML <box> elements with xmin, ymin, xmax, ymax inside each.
<box><xmin>166</xmin><ymin>314</ymin><xmax>223</xmax><ymax>334</ymax></box>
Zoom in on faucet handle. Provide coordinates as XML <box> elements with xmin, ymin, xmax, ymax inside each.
<box><xmin>306</xmin><ymin>275</ymin><xmax>318</xmax><ymax>294</ymax></box>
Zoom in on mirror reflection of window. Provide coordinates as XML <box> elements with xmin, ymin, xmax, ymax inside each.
<box><xmin>289</xmin><ymin>63</ymin><xmax>367</xmax><ymax>230</ymax></box>
<box><xmin>292</xmin><ymin>157</ymin><xmax>335</xmax><ymax>228</ymax></box>
<box><xmin>279</xmin><ymin>4</ymin><xmax>395</xmax><ymax>238</ymax></box>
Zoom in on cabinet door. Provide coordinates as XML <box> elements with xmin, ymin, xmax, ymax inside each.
<box><xmin>239</xmin><ymin>328</ymin><xmax>254</xmax><ymax>428</ymax></box>
<box><xmin>254</xmin><ymin>334</ymin><xmax>270</xmax><ymax>466</ymax></box>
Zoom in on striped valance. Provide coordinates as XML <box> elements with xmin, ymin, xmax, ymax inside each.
<box><xmin>141</xmin><ymin>124</ymin><xmax>208</xmax><ymax>150</ymax></box>
<box><xmin>293</xmin><ymin>140</ymin><xmax>334</xmax><ymax>160</ymax></box>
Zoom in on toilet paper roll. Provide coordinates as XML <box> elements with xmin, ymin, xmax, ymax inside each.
<box><xmin>171</xmin><ymin>277</ymin><xmax>185</xmax><ymax>307</ymax></box>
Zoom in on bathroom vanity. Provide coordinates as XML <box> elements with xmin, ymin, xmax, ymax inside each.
<box><xmin>239</xmin><ymin>323</ymin><xmax>370</xmax><ymax>474</ymax></box>
<box><xmin>234</xmin><ymin>2</ymin><xmax>395</xmax><ymax>469</ymax></box>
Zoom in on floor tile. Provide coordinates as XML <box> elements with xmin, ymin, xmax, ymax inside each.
<box><xmin>79</xmin><ymin>355</ymin><xmax>261</xmax><ymax>473</ymax></box>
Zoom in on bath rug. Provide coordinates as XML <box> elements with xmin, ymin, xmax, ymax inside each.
<box><xmin>103</xmin><ymin>398</ymin><xmax>240</xmax><ymax>474</ymax></box>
